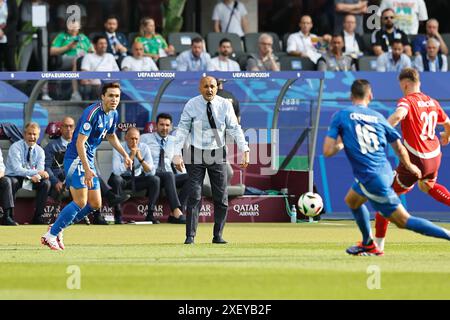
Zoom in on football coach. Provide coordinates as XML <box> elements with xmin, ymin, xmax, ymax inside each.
<box><xmin>173</xmin><ymin>76</ymin><xmax>250</xmax><ymax>245</ymax></box>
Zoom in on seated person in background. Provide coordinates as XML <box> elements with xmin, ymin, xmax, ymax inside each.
<box><xmin>0</xmin><ymin>146</ymin><xmax>16</xmax><ymax>225</ymax></box>
<box><xmin>44</xmin><ymin>117</ymin><xmax>129</xmax><ymax>225</ymax></box>
<box><xmin>246</xmin><ymin>33</ymin><xmax>280</xmax><ymax>71</ymax></box>
<box><xmin>176</xmin><ymin>37</ymin><xmax>212</xmax><ymax>71</ymax></box>
<box><xmin>209</xmin><ymin>38</ymin><xmax>241</xmax><ymax>71</ymax></box>
<box><xmin>141</xmin><ymin>114</ymin><xmax>188</xmax><ymax>224</ymax></box>
<box><xmin>5</xmin><ymin>122</ymin><xmax>50</xmax><ymax>225</ymax></box>
<box><xmin>212</xmin><ymin>0</ymin><xmax>249</xmax><ymax>37</ymax></box>
<box><xmin>50</xmin><ymin>20</ymin><xmax>92</xmax><ymax>71</ymax></box>
<box><xmin>78</xmin><ymin>35</ymin><xmax>119</xmax><ymax>100</ymax></box>
<box><xmin>50</xmin><ymin>20</ymin><xmax>93</xmax><ymax>102</ymax></box>
<box><xmin>109</xmin><ymin>127</ymin><xmax>160</xmax><ymax>224</ymax></box>
<box><xmin>413</xmin><ymin>19</ymin><xmax>448</xmax><ymax>56</ymax></box>
<box><xmin>318</xmin><ymin>34</ymin><xmax>356</xmax><ymax>71</ymax></box>
<box><xmin>102</xmin><ymin>15</ymin><xmax>128</xmax><ymax>65</ymax></box>
<box><xmin>121</xmin><ymin>41</ymin><xmax>158</xmax><ymax>71</ymax></box>
<box><xmin>371</xmin><ymin>8</ymin><xmax>411</xmax><ymax>57</ymax></box>
<box><xmin>135</xmin><ymin>17</ymin><xmax>175</xmax><ymax>62</ymax></box>
<box><xmin>286</xmin><ymin>15</ymin><xmax>331</xmax><ymax>67</ymax></box>
<box><xmin>341</xmin><ymin>14</ymin><xmax>365</xmax><ymax>59</ymax></box>
<box><xmin>414</xmin><ymin>38</ymin><xmax>448</xmax><ymax>72</ymax></box>
<box><xmin>376</xmin><ymin>39</ymin><xmax>411</xmax><ymax>72</ymax></box>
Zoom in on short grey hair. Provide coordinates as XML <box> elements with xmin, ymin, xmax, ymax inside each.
<box><xmin>258</xmin><ymin>33</ymin><xmax>273</xmax><ymax>44</ymax></box>
<box><xmin>427</xmin><ymin>37</ymin><xmax>440</xmax><ymax>48</ymax></box>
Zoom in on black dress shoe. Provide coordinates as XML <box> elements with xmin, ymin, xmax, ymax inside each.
<box><xmin>212</xmin><ymin>237</ymin><xmax>227</xmax><ymax>244</ymax></box>
<box><xmin>145</xmin><ymin>214</ymin><xmax>160</xmax><ymax>224</ymax></box>
<box><xmin>93</xmin><ymin>214</ymin><xmax>108</xmax><ymax>225</ymax></box>
<box><xmin>184</xmin><ymin>236</ymin><xmax>194</xmax><ymax>244</ymax></box>
<box><xmin>167</xmin><ymin>215</ymin><xmax>186</xmax><ymax>224</ymax></box>
<box><xmin>3</xmin><ymin>217</ymin><xmax>19</xmax><ymax>226</ymax></box>
<box><xmin>106</xmin><ymin>192</ymin><xmax>131</xmax><ymax>207</ymax></box>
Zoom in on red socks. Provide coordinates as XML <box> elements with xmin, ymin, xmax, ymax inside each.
<box><xmin>375</xmin><ymin>212</ymin><xmax>389</xmax><ymax>238</ymax></box>
<box><xmin>428</xmin><ymin>183</ymin><xmax>450</xmax><ymax>206</ymax></box>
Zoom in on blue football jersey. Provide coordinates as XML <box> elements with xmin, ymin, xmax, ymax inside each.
<box><xmin>327</xmin><ymin>104</ymin><xmax>401</xmax><ymax>183</ymax></box>
<box><xmin>65</xmin><ymin>102</ymin><xmax>118</xmax><ymax>167</ymax></box>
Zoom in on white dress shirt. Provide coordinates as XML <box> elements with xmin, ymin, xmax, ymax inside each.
<box><xmin>174</xmin><ymin>95</ymin><xmax>249</xmax><ymax>155</ymax></box>
<box><xmin>209</xmin><ymin>56</ymin><xmax>241</xmax><ymax>71</ymax></box>
<box><xmin>141</xmin><ymin>132</ymin><xmax>176</xmax><ymax>173</ymax></box>
<box><xmin>286</xmin><ymin>31</ymin><xmax>322</xmax><ymax>63</ymax></box>
<box><xmin>112</xmin><ymin>141</ymin><xmax>154</xmax><ymax>176</ymax></box>
<box><xmin>5</xmin><ymin>140</ymin><xmax>45</xmax><ymax>177</ymax></box>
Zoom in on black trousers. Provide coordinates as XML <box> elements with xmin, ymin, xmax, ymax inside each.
<box><xmin>0</xmin><ymin>44</ymin><xmax>17</xmax><ymax>71</ymax></box>
<box><xmin>0</xmin><ymin>176</ymin><xmax>14</xmax><ymax>209</ymax></box>
<box><xmin>155</xmin><ymin>171</ymin><xmax>181</xmax><ymax>211</ymax></box>
<box><xmin>185</xmin><ymin>155</ymin><xmax>228</xmax><ymax>239</ymax></box>
<box><xmin>108</xmin><ymin>174</ymin><xmax>160</xmax><ymax>215</ymax></box>
<box><xmin>176</xmin><ymin>173</ymin><xmax>190</xmax><ymax>211</ymax></box>
<box><xmin>8</xmin><ymin>176</ymin><xmax>50</xmax><ymax>219</ymax></box>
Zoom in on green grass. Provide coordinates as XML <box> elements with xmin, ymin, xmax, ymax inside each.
<box><xmin>0</xmin><ymin>221</ymin><xmax>449</xmax><ymax>299</ymax></box>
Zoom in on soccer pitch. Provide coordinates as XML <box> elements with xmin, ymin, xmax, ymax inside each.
<box><xmin>0</xmin><ymin>221</ymin><xmax>449</xmax><ymax>300</ymax></box>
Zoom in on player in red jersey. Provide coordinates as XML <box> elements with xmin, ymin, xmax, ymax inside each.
<box><xmin>375</xmin><ymin>68</ymin><xmax>450</xmax><ymax>251</ymax></box>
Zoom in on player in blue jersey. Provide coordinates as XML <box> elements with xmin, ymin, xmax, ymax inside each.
<box><xmin>41</xmin><ymin>82</ymin><xmax>132</xmax><ymax>250</ymax></box>
<box><xmin>323</xmin><ymin>79</ymin><xmax>450</xmax><ymax>256</ymax></box>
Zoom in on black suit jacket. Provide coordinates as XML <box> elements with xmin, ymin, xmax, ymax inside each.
<box><xmin>340</xmin><ymin>31</ymin><xmax>367</xmax><ymax>55</ymax></box>
<box><xmin>102</xmin><ymin>31</ymin><xmax>129</xmax><ymax>57</ymax></box>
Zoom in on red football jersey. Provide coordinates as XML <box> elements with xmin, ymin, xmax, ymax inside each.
<box><xmin>396</xmin><ymin>92</ymin><xmax>448</xmax><ymax>159</ymax></box>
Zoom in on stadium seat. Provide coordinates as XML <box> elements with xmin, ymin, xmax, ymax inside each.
<box><xmin>283</xmin><ymin>33</ymin><xmax>292</xmax><ymax>52</ymax></box>
<box><xmin>206</xmin><ymin>32</ymin><xmax>244</xmax><ymax>56</ymax></box>
<box><xmin>168</xmin><ymin>32</ymin><xmax>202</xmax><ymax>54</ymax></box>
<box><xmin>143</xmin><ymin>122</ymin><xmax>156</xmax><ymax>133</ymax></box>
<box><xmin>158</xmin><ymin>56</ymin><xmax>178</xmax><ymax>70</ymax></box>
<box><xmin>128</xmin><ymin>32</ymin><xmax>139</xmax><ymax>46</ymax></box>
<box><xmin>279</xmin><ymin>56</ymin><xmax>315</xmax><ymax>71</ymax></box>
<box><xmin>358</xmin><ymin>56</ymin><xmax>378</xmax><ymax>71</ymax></box>
<box><xmin>244</xmin><ymin>32</ymin><xmax>282</xmax><ymax>54</ymax></box>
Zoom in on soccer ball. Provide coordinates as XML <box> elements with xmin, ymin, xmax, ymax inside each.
<box><xmin>298</xmin><ymin>192</ymin><xmax>323</xmax><ymax>217</ymax></box>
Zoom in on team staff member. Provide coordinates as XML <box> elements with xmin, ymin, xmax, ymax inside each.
<box><xmin>173</xmin><ymin>76</ymin><xmax>249</xmax><ymax>245</ymax></box>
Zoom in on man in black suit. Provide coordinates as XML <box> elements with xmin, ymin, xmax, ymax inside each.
<box><xmin>102</xmin><ymin>15</ymin><xmax>128</xmax><ymax>65</ymax></box>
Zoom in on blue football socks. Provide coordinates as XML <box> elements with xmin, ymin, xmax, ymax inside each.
<box><xmin>351</xmin><ymin>205</ymin><xmax>373</xmax><ymax>245</ymax></box>
<box><xmin>72</xmin><ymin>204</ymin><xmax>95</xmax><ymax>224</ymax></box>
<box><xmin>50</xmin><ymin>201</ymin><xmax>81</xmax><ymax>236</ymax></box>
<box><xmin>406</xmin><ymin>216</ymin><xmax>450</xmax><ymax>240</ymax></box>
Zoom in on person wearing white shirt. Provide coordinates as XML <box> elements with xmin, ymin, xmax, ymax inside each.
<box><xmin>212</xmin><ymin>0</ymin><xmax>249</xmax><ymax>37</ymax></box>
<box><xmin>176</xmin><ymin>37</ymin><xmax>212</xmax><ymax>71</ymax></box>
<box><xmin>341</xmin><ymin>14</ymin><xmax>365</xmax><ymax>58</ymax></box>
<box><xmin>414</xmin><ymin>38</ymin><xmax>448</xmax><ymax>72</ymax></box>
<box><xmin>121</xmin><ymin>41</ymin><xmax>158</xmax><ymax>71</ymax></box>
<box><xmin>173</xmin><ymin>76</ymin><xmax>249</xmax><ymax>244</ymax></box>
<box><xmin>109</xmin><ymin>127</ymin><xmax>161</xmax><ymax>224</ymax></box>
<box><xmin>79</xmin><ymin>35</ymin><xmax>119</xmax><ymax>99</ymax></box>
<box><xmin>141</xmin><ymin>114</ymin><xmax>190</xmax><ymax>224</ymax></box>
<box><xmin>209</xmin><ymin>38</ymin><xmax>241</xmax><ymax>71</ymax></box>
<box><xmin>378</xmin><ymin>0</ymin><xmax>428</xmax><ymax>35</ymax></box>
<box><xmin>376</xmin><ymin>39</ymin><xmax>412</xmax><ymax>72</ymax></box>
<box><xmin>286</xmin><ymin>15</ymin><xmax>331</xmax><ymax>65</ymax></box>
<box><xmin>5</xmin><ymin>123</ymin><xmax>50</xmax><ymax>225</ymax></box>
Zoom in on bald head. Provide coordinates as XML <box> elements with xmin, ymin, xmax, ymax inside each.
<box><xmin>61</xmin><ymin>116</ymin><xmax>75</xmax><ymax>141</ymax></box>
<box><xmin>125</xmin><ymin>127</ymin><xmax>140</xmax><ymax>149</ymax></box>
<box><xmin>199</xmin><ymin>76</ymin><xmax>218</xmax><ymax>101</ymax></box>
